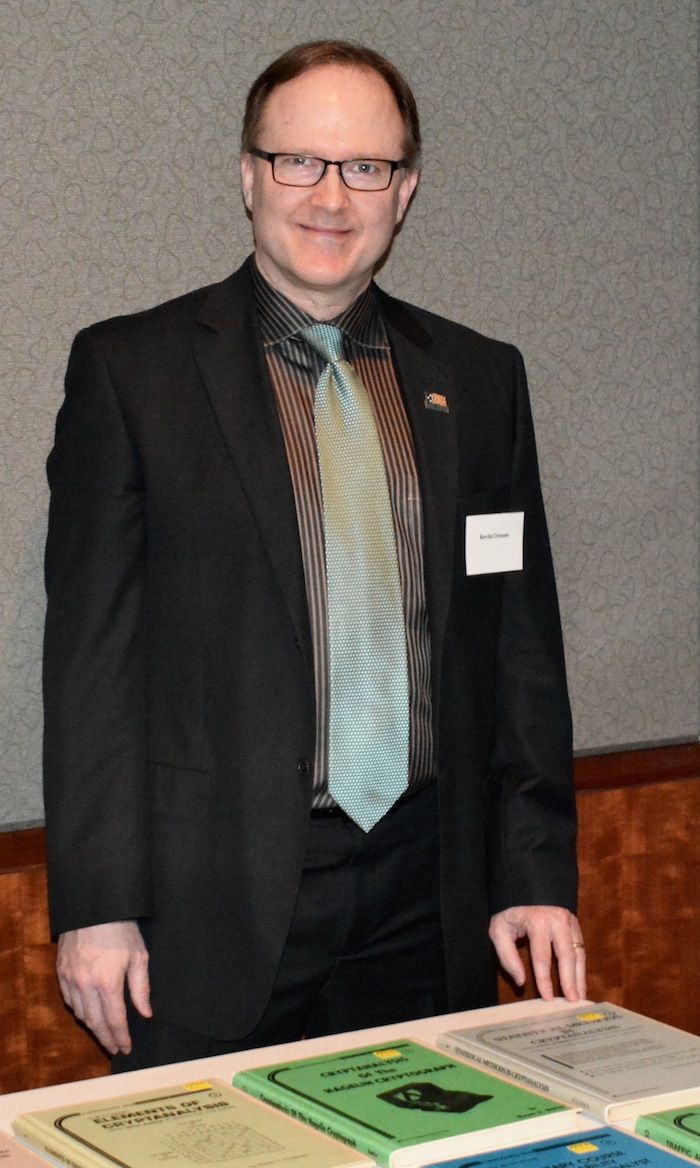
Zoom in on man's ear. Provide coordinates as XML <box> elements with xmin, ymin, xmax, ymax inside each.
<box><xmin>240</xmin><ymin>152</ymin><xmax>255</xmax><ymax>213</ymax></box>
<box><xmin>395</xmin><ymin>167</ymin><xmax>420</xmax><ymax>224</ymax></box>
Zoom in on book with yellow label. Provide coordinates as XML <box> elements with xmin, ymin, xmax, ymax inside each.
<box><xmin>233</xmin><ymin>1038</ymin><xmax>578</xmax><ymax>1167</ymax></box>
<box><xmin>13</xmin><ymin>1079</ymin><xmax>372</xmax><ymax>1168</ymax></box>
<box><xmin>439</xmin><ymin>1004</ymin><xmax>700</xmax><ymax>1122</ymax></box>
<box><xmin>422</xmin><ymin>1126</ymin><xmax>696</xmax><ymax>1168</ymax></box>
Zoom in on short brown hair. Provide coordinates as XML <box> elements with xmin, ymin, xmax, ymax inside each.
<box><xmin>241</xmin><ymin>40</ymin><xmax>421</xmax><ymax>167</ymax></box>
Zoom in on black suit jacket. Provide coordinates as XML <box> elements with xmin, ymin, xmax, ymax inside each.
<box><xmin>43</xmin><ymin>258</ymin><xmax>576</xmax><ymax>1039</ymax></box>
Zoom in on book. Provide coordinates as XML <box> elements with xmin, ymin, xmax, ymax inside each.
<box><xmin>421</xmin><ymin>1125</ymin><xmax>697</xmax><ymax>1168</ymax></box>
<box><xmin>636</xmin><ymin>1105</ymin><xmax>700</xmax><ymax>1162</ymax></box>
<box><xmin>13</xmin><ymin>1078</ymin><xmax>373</xmax><ymax>1168</ymax></box>
<box><xmin>438</xmin><ymin>1003</ymin><xmax>700</xmax><ymax>1123</ymax></box>
<box><xmin>232</xmin><ymin>1038</ymin><xmax>578</xmax><ymax>1167</ymax></box>
<box><xmin>0</xmin><ymin>1134</ymin><xmax>53</xmax><ymax>1166</ymax></box>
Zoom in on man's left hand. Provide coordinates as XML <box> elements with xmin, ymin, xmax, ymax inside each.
<box><xmin>489</xmin><ymin>905</ymin><xmax>586</xmax><ymax>1002</ymax></box>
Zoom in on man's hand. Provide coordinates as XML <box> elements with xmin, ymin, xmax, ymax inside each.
<box><xmin>489</xmin><ymin>905</ymin><xmax>586</xmax><ymax>1002</ymax></box>
<box><xmin>57</xmin><ymin>921</ymin><xmax>152</xmax><ymax>1055</ymax></box>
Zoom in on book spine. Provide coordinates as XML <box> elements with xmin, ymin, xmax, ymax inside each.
<box><xmin>438</xmin><ymin>1038</ymin><xmax>605</xmax><ymax>1121</ymax></box>
<box><xmin>635</xmin><ymin>1119</ymin><xmax>700</xmax><ymax>1163</ymax></box>
<box><xmin>12</xmin><ymin>1131</ymin><xmax>100</xmax><ymax>1168</ymax></box>
<box><xmin>233</xmin><ymin>1074</ymin><xmax>391</xmax><ymax>1166</ymax></box>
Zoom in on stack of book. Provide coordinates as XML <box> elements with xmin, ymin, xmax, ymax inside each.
<box><xmin>9</xmin><ymin>1004</ymin><xmax>700</xmax><ymax>1168</ymax></box>
<box><xmin>438</xmin><ymin>1003</ymin><xmax>700</xmax><ymax>1162</ymax></box>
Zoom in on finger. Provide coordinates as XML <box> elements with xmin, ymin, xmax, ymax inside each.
<box><xmin>127</xmin><ymin>955</ymin><xmax>153</xmax><ymax>1020</ymax></box>
<box><xmin>71</xmin><ymin>969</ymin><xmax>131</xmax><ymax>1054</ymax></box>
<box><xmin>96</xmin><ymin>983</ymin><xmax>132</xmax><ymax>1054</ymax></box>
<box><xmin>530</xmin><ymin>959</ymin><xmax>555</xmax><ymax>999</ymax></box>
<box><xmin>57</xmin><ymin>959</ymin><xmax>127</xmax><ymax>1051</ymax></box>
<box><xmin>490</xmin><ymin>929</ymin><xmax>526</xmax><ymax>987</ymax></box>
<box><xmin>529</xmin><ymin>927</ymin><xmax>557</xmax><ymax>1000</ymax></box>
<box><xmin>57</xmin><ymin>969</ymin><xmax>95</xmax><ymax>1032</ymax></box>
<box><xmin>573</xmin><ymin>940</ymin><xmax>587</xmax><ymax>1000</ymax></box>
<box><xmin>66</xmin><ymin>984</ymin><xmax>121</xmax><ymax>1055</ymax></box>
<box><xmin>550</xmin><ymin>921</ymin><xmax>583</xmax><ymax>1002</ymax></box>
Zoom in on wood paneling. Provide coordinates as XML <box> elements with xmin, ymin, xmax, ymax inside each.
<box><xmin>1</xmin><ymin>744</ymin><xmax>698</xmax><ymax>1093</ymax></box>
<box><xmin>577</xmin><ymin>780</ymin><xmax>700</xmax><ymax>1033</ymax></box>
<box><xmin>574</xmin><ymin>740</ymin><xmax>700</xmax><ymax>791</ymax></box>
<box><xmin>497</xmin><ymin>752</ymin><xmax>700</xmax><ymax>1035</ymax></box>
<box><xmin>0</xmin><ymin>841</ymin><xmax>109</xmax><ymax>1094</ymax></box>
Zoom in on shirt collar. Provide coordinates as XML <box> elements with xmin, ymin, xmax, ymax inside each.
<box><xmin>251</xmin><ymin>258</ymin><xmax>388</xmax><ymax>351</ymax></box>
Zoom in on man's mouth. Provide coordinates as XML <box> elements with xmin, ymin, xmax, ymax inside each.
<box><xmin>300</xmin><ymin>223</ymin><xmax>352</xmax><ymax>237</ymax></box>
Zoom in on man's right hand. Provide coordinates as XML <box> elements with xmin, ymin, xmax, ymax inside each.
<box><xmin>57</xmin><ymin>921</ymin><xmax>152</xmax><ymax>1055</ymax></box>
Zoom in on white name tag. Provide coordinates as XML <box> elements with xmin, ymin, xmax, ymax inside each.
<box><xmin>465</xmin><ymin>511</ymin><xmax>524</xmax><ymax>575</ymax></box>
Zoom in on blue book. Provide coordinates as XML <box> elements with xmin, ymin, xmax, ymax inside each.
<box><xmin>422</xmin><ymin>1125</ymin><xmax>692</xmax><ymax>1168</ymax></box>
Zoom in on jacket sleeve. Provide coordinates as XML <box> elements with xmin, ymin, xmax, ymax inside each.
<box><xmin>486</xmin><ymin>345</ymin><xmax>577</xmax><ymax>914</ymax></box>
<box><xmin>43</xmin><ymin>327</ymin><xmax>152</xmax><ymax>935</ymax></box>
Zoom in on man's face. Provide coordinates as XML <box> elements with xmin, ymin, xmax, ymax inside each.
<box><xmin>240</xmin><ymin>64</ymin><xmax>419</xmax><ymax>318</ymax></box>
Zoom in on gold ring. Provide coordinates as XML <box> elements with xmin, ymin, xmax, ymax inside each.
<box><xmin>572</xmin><ymin>941</ymin><xmax>585</xmax><ymax>949</ymax></box>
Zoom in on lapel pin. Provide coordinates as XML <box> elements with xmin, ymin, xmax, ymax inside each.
<box><xmin>424</xmin><ymin>391</ymin><xmax>449</xmax><ymax>413</ymax></box>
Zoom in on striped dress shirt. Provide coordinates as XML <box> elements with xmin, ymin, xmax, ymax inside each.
<box><xmin>252</xmin><ymin>262</ymin><xmax>435</xmax><ymax>807</ymax></box>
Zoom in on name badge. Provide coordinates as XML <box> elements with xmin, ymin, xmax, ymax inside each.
<box><xmin>465</xmin><ymin>511</ymin><xmax>524</xmax><ymax>575</ymax></box>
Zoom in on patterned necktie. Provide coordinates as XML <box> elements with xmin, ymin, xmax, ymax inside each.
<box><xmin>300</xmin><ymin>323</ymin><xmax>409</xmax><ymax>832</ymax></box>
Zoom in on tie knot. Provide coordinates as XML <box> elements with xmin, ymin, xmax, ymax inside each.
<box><xmin>300</xmin><ymin>323</ymin><xmax>345</xmax><ymax>364</ymax></box>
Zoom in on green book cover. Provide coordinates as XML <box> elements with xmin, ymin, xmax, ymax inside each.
<box><xmin>233</xmin><ymin>1039</ymin><xmax>578</xmax><ymax>1168</ymax></box>
<box><xmin>636</xmin><ymin>1104</ymin><xmax>700</xmax><ymax>1163</ymax></box>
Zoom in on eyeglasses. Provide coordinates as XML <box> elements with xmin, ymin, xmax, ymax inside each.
<box><xmin>249</xmin><ymin>148</ymin><xmax>408</xmax><ymax>191</ymax></box>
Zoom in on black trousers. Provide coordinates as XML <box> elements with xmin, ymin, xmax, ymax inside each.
<box><xmin>114</xmin><ymin>783</ymin><xmax>447</xmax><ymax>1072</ymax></box>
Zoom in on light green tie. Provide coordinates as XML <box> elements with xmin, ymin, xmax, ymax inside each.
<box><xmin>301</xmin><ymin>323</ymin><xmax>409</xmax><ymax>832</ymax></box>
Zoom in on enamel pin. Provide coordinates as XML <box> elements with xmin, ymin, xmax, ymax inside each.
<box><xmin>424</xmin><ymin>391</ymin><xmax>449</xmax><ymax>412</ymax></box>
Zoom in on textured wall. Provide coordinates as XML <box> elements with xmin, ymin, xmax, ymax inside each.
<box><xmin>1</xmin><ymin>0</ymin><xmax>697</xmax><ymax>826</ymax></box>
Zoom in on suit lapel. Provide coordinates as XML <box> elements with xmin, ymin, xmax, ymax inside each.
<box><xmin>378</xmin><ymin>290</ymin><xmax>459</xmax><ymax>708</ymax></box>
<box><xmin>191</xmin><ymin>264</ymin><xmax>313</xmax><ymax>673</ymax></box>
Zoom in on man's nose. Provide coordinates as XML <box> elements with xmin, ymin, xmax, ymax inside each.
<box><xmin>309</xmin><ymin>163</ymin><xmax>351</xmax><ymax>208</ymax></box>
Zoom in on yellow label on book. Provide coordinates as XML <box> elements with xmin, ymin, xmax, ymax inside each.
<box><xmin>372</xmin><ymin>1048</ymin><xmax>404</xmax><ymax>1061</ymax></box>
<box><xmin>183</xmin><ymin>1080</ymin><xmax>212</xmax><ymax>1090</ymax></box>
<box><xmin>567</xmin><ymin>1142</ymin><xmax>600</xmax><ymax>1154</ymax></box>
<box><xmin>574</xmin><ymin>1012</ymin><xmax>605</xmax><ymax>1022</ymax></box>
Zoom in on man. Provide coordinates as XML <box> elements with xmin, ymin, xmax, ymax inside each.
<box><xmin>43</xmin><ymin>40</ymin><xmax>586</xmax><ymax>1072</ymax></box>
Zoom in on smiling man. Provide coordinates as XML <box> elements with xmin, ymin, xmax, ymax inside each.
<box><xmin>44</xmin><ymin>41</ymin><xmax>585</xmax><ymax>1072</ymax></box>
<box><xmin>239</xmin><ymin>63</ymin><xmax>418</xmax><ymax>315</ymax></box>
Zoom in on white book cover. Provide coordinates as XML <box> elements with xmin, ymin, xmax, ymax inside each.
<box><xmin>438</xmin><ymin>1003</ymin><xmax>700</xmax><ymax>1122</ymax></box>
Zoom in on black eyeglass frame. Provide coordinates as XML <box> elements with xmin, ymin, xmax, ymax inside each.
<box><xmin>249</xmin><ymin>148</ymin><xmax>408</xmax><ymax>190</ymax></box>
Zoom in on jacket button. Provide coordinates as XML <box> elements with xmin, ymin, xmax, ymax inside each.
<box><xmin>297</xmin><ymin>759</ymin><xmax>309</xmax><ymax>775</ymax></box>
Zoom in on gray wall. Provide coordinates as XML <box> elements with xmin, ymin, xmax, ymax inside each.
<box><xmin>2</xmin><ymin>0</ymin><xmax>697</xmax><ymax>826</ymax></box>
